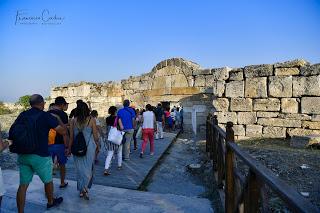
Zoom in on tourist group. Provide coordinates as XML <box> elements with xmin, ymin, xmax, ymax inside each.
<box><xmin>0</xmin><ymin>94</ymin><xmax>183</xmax><ymax>212</ymax></box>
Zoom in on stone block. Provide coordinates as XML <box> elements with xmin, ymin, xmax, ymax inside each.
<box><xmin>193</xmin><ymin>69</ymin><xmax>211</xmax><ymax>75</ymax></box>
<box><xmin>244</xmin><ymin>64</ymin><xmax>273</xmax><ymax>78</ymax></box>
<box><xmin>212</xmin><ymin>81</ymin><xmax>225</xmax><ymax>97</ymax></box>
<box><xmin>281</xmin><ymin>98</ymin><xmax>298</xmax><ymax>113</ymax></box>
<box><xmin>238</xmin><ymin>112</ymin><xmax>257</xmax><ymax>125</ymax></box>
<box><xmin>301</xmin><ymin>97</ymin><xmax>320</xmax><ymax>114</ymax></box>
<box><xmin>212</xmin><ymin>67</ymin><xmax>231</xmax><ymax>81</ymax></box>
<box><xmin>287</xmin><ymin>128</ymin><xmax>320</xmax><ymax>136</ymax></box>
<box><xmin>274</xmin><ymin>59</ymin><xmax>309</xmax><ymax>68</ymax></box>
<box><xmin>236</xmin><ymin>136</ymin><xmax>251</xmax><ymax>141</ymax></box>
<box><xmin>257</xmin><ymin>112</ymin><xmax>279</xmax><ymax>118</ymax></box>
<box><xmin>229</xmin><ymin>68</ymin><xmax>244</xmax><ymax>81</ymax></box>
<box><xmin>230</xmin><ymin>98</ymin><xmax>252</xmax><ymax>111</ymax></box>
<box><xmin>300</xmin><ymin>63</ymin><xmax>320</xmax><ymax>76</ymax></box>
<box><xmin>278</xmin><ymin>113</ymin><xmax>311</xmax><ymax>121</ymax></box>
<box><xmin>205</xmin><ymin>75</ymin><xmax>214</xmax><ymax>87</ymax></box>
<box><xmin>263</xmin><ymin>127</ymin><xmax>286</xmax><ymax>138</ymax></box>
<box><xmin>253</xmin><ymin>98</ymin><xmax>280</xmax><ymax>111</ymax></box>
<box><xmin>233</xmin><ymin>125</ymin><xmax>245</xmax><ymax>136</ymax></box>
<box><xmin>194</xmin><ymin>76</ymin><xmax>206</xmax><ymax>87</ymax></box>
<box><xmin>302</xmin><ymin>121</ymin><xmax>320</xmax><ymax>130</ymax></box>
<box><xmin>245</xmin><ymin>77</ymin><xmax>267</xmax><ymax>98</ymax></box>
<box><xmin>292</xmin><ymin>76</ymin><xmax>320</xmax><ymax>97</ymax></box>
<box><xmin>275</xmin><ymin>68</ymin><xmax>299</xmax><ymax>76</ymax></box>
<box><xmin>212</xmin><ymin>98</ymin><xmax>229</xmax><ymax>112</ymax></box>
<box><xmin>214</xmin><ymin>112</ymin><xmax>237</xmax><ymax>124</ymax></box>
<box><xmin>258</xmin><ymin>118</ymin><xmax>301</xmax><ymax>127</ymax></box>
<box><xmin>246</xmin><ymin>125</ymin><xmax>263</xmax><ymax>137</ymax></box>
<box><xmin>225</xmin><ymin>81</ymin><xmax>244</xmax><ymax>98</ymax></box>
<box><xmin>268</xmin><ymin>76</ymin><xmax>292</xmax><ymax>97</ymax></box>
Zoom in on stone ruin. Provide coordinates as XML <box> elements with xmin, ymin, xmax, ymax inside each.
<box><xmin>50</xmin><ymin>58</ymin><xmax>320</xmax><ymax>138</ymax></box>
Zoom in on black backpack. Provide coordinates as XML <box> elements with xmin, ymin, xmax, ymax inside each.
<box><xmin>71</xmin><ymin>119</ymin><xmax>91</xmax><ymax>156</ymax></box>
<box><xmin>9</xmin><ymin>111</ymin><xmax>42</xmax><ymax>154</ymax></box>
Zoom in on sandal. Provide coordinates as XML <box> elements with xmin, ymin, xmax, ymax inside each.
<box><xmin>82</xmin><ymin>189</ymin><xmax>89</xmax><ymax>200</ymax></box>
<box><xmin>59</xmin><ymin>182</ymin><xmax>68</xmax><ymax>188</ymax></box>
<box><xmin>104</xmin><ymin>169</ymin><xmax>111</xmax><ymax>176</ymax></box>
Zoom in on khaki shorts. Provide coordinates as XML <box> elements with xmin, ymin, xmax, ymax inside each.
<box><xmin>18</xmin><ymin>155</ymin><xmax>53</xmax><ymax>185</ymax></box>
<box><xmin>0</xmin><ymin>167</ymin><xmax>5</xmax><ymax>196</ymax></box>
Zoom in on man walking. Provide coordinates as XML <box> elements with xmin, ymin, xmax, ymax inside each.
<box><xmin>117</xmin><ymin>100</ymin><xmax>136</xmax><ymax>161</ymax></box>
<box><xmin>48</xmin><ymin>96</ymin><xmax>69</xmax><ymax>188</ymax></box>
<box><xmin>155</xmin><ymin>103</ymin><xmax>164</xmax><ymax>139</ymax></box>
<box><xmin>9</xmin><ymin>94</ymin><xmax>67</xmax><ymax>212</ymax></box>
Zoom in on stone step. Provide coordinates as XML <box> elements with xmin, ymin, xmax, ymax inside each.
<box><xmin>1</xmin><ymin>170</ymin><xmax>213</xmax><ymax>213</ymax></box>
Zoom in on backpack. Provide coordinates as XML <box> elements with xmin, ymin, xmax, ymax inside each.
<box><xmin>48</xmin><ymin>113</ymin><xmax>64</xmax><ymax>145</ymax></box>
<box><xmin>71</xmin><ymin>118</ymin><xmax>91</xmax><ymax>156</ymax></box>
<box><xmin>9</xmin><ymin>111</ymin><xmax>42</xmax><ymax>154</ymax></box>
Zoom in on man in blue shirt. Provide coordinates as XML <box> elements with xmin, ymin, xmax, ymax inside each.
<box><xmin>9</xmin><ymin>94</ymin><xmax>67</xmax><ymax>212</ymax></box>
<box><xmin>117</xmin><ymin>99</ymin><xmax>136</xmax><ymax>161</ymax></box>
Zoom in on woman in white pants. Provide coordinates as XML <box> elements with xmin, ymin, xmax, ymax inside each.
<box><xmin>104</xmin><ymin>106</ymin><xmax>122</xmax><ymax>176</ymax></box>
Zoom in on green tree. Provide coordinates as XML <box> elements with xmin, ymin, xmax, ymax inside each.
<box><xmin>16</xmin><ymin>95</ymin><xmax>31</xmax><ymax>110</ymax></box>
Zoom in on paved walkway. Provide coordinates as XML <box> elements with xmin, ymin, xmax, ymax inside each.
<box><xmin>54</xmin><ymin>132</ymin><xmax>179</xmax><ymax>189</ymax></box>
<box><xmin>1</xmin><ymin>170</ymin><xmax>213</xmax><ymax>213</ymax></box>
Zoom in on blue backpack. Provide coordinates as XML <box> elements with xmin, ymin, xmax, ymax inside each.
<box><xmin>9</xmin><ymin>111</ymin><xmax>42</xmax><ymax>154</ymax></box>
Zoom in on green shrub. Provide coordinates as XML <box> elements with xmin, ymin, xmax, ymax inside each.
<box><xmin>0</xmin><ymin>102</ymin><xmax>12</xmax><ymax>115</ymax></box>
<box><xmin>16</xmin><ymin>95</ymin><xmax>31</xmax><ymax>110</ymax></box>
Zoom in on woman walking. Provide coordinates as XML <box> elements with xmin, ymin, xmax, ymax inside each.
<box><xmin>104</xmin><ymin>106</ymin><xmax>122</xmax><ymax>176</ymax></box>
<box><xmin>69</xmin><ymin>102</ymin><xmax>99</xmax><ymax>200</ymax></box>
<box><xmin>140</xmin><ymin>104</ymin><xmax>156</xmax><ymax>158</ymax></box>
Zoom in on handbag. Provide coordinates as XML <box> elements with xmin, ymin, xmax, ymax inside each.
<box><xmin>107</xmin><ymin>117</ymin><xmax>124</xmax><ymax>145</ymax></box>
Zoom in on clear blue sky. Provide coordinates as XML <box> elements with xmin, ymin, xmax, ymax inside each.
<box><xmin>0</xmin><ymin>0</ymin><xmax>319</xmax><ymax>102</ymax></box>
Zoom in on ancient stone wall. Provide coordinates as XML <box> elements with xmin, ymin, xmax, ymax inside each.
<box><xmin>212</xmin><ymin>59</ymin><xmax>320</xmax><ymax>139</ymax></box>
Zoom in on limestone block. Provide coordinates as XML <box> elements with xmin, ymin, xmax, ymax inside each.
<box><xmin>236</xmin><ymin>136</ymin><xmax>251</xmax><ymax>141</ymax></box>
<box><xmin>258</xmin><ymin>118</ymin><xmax>301</xmax><ymax>127</ymax></box>
<box><xmin>281</xmin><ymin>98</ymin><xmax>298</xmax><ymax>113</ymax></box>
<box><xmin>198</xmin><ymin>87</ymin><xmax>213</xmax><ymax>94</ymax></box>
<box><xmin>194</xmin><ymin>75</ymin><xmax>206</xmax><ymax>87</ymax></box>
<box><xmin>205</xmin><ymin>75</ymin><xmax>214</xmax><ymax>87</ymax></box>
<box><xmin>237</xmin><ymin>112</ymin><xmax>257</xmax><ymax>125</ymax></box>
<box><xmin>292</xmin><ymin>76</ymin><xmax>320</xmax><ymax>97</ymax></box>
<box><xmin>245</xmin><ymin>77</ymin><xmax>267</xmax><ymax>98</ymax></box>
<box><xmin>212</xmin><ymin>67</ymin><xmax>231</xmax><ymax>81</ymax></box>
<box><xmin>300</xmin><ymin>63</ymin><xmax>320</xmax><ymax>76</ymax></box>
<box><xmin>212</xmin><ymin>81</ymin><xmax>225</xmax><ymax>97</ymax></box>
<box><xmin>301</xmin><ymin>97</ymin><xmax>320</xmax><ymax>114</ymax></box>
<box><xmin>171</xmin><ymin>74</ymin><xmax>189</xmax><ymax>88</ymax></box>
<box><xmin>302</xmin><ymin>121</ymin><xmax>320</xmax><ymax>130</ymax></box>
<box><xmin>230</xmin><ymin>98</ymin><xmax>252</xmax><ymax>112</ymax></box>
<box><xmin>263</xmin><ymin>127</ymin><xmax>286</xmax><ymax>138</ymax></box>
<box><xmin>257</xmin><ymin>112</ymin><xmax>279</xmax><ymax>118</ymax></box>
<box><xmin>212</xmin><ymin>98</ymin><xmax>229</xmax><ymax>112</ymax></box>
<box><xmin>214</xmin><ymin>112</ymin><xmax>237</xmax><ymax>124</ymax></box>
<box><xmin>287</xmin><ymin>128</ymin><xmax>320</xmax><ymax>137</ymax></box>
<box><xmin>274</xmin><ymin>59</ymin><xmax>309</xmax><ymax>68</ymax></box>
<box><xmin>193</xmin><ymin>69</ymin><xmax>211</xmax><ymax>75</ymax></box>
<box><xmin>269</xmin><ymin>76</ymin><xmax>292</xmax><ymax>97</ymax></box>
<box><xmin>229</xmin><ymin>68</ymin><xmax>244</xmax><ymax>81</ymax></box>
<box><xmin>246</xmin><ymin>125</ymin><xmax>263</xmax><ymax>137</ymax></box>
<box><xmin>275</xmin><ymin>68</ymin><xmax>299</xmax><ymax>76</ymax></box>
<box><xmin>153</xmin><ymin>66</ymin><xmax>181</xmax><ymax>77</ymax></box>
<box><xmin>253</xmin><ymin>98</ymin><xmax>280</xmax><ymax>111</ymax></box>
<box><xmin>278</xmin><ymin>113</ymin><xmax>311</xmax><ymax>121</ymax></box>
<box><xmin>233</xmin><ymin>125</ymin><xmax>245</xmax><ymax>136</ymax></box>
<box><xmin>225</xmin><ymin>81</ymin><xmax>244</xmax><ymax>98</ymax></box>
<box><xmin>244</xmin><ymin>64</ymin><xmax>273</xmax><ymax>78</ymax></box>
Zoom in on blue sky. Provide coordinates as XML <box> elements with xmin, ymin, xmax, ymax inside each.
<box><xmin>0</xmin><ymin>0</ymin><xmax>319</xmax><ymax>102</ymax></box>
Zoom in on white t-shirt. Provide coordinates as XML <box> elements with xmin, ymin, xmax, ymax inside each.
<box><xmin>142</xmin><ymin>111</ymin><xmax>155</xmax><ymax>129</ymax></box>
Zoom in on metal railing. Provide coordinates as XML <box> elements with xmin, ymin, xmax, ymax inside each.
<box><xmin>206</xmin><ymin>114</ymin><xmax>319</xmax><ymax>213</ymax></box>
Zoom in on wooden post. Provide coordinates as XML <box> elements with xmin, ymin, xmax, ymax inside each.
<box><xmin>206</xmin><ymin>116</ymin><xmax>209</xmax><ymax>153</ymax></box>
<box><xmin>225</xmin><ymin>122</ymin><xmax>236</xmax><ymax>213</ymax></box>
<box><xmin>212</xmin><ymin>115</ymin><xmax>218</xmax><ymax>165</ymax></box>
<box><xmin>244</xmin><ymin>169</ymin><xmax>262</xmax><ymax>213</ymax></box>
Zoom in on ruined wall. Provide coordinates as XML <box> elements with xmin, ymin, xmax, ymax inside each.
<box><xmin>212</xmin><ymin>59</ymin><xmax>320</xmax><ymax>139</ymax></box>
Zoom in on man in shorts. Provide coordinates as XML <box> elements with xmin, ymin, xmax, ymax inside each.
<box><xmin>9</xmin><ymin>94</ymin><xmax>67</xmax><ymax>212</ymax></box>
<box><xmin>48</xmin><ymin>96</ymin><xmax>69</xmax><ymax>188</ymax></box>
